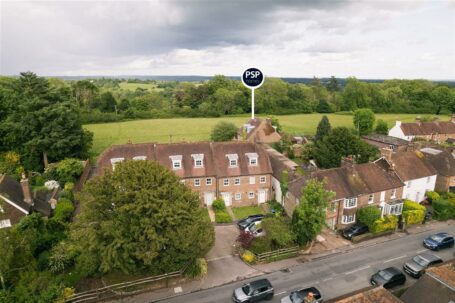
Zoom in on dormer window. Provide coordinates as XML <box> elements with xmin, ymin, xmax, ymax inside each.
<box><xmin>110</xmin><ymin>158</ymin><xmax>124</xmax><ymax>170</ymax></box>
<box><xmin>133</xmin><ymin>156</ymin><xmax>146</xmax><ymax>161</ymax></box>
<box><xmin>170</xmin><ymin>155</ymin><xmax>182</xmax><ymax>170</ymax></box>
<box><xmin>226</xmin><ymin>154</ymin><xmax>239</xmax><ymax>167</ymax></box>
<box><xmin>191</xmin><ymin>154</ymin><xmax>204</xmax><ymax>168</ymax></box>
<box><xmin>246</xmin><ymin>153</ymin><xmax>258</xmax><ymax>166</ymax></box>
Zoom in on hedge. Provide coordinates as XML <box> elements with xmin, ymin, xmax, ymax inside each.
<box><xmin>371</xmin><ymin>215</ymin><xmax>398</xmax><ymax>234</ymax></box>
<box><xmin>433</xmin><ymin>199</ymin><xmax>455</xmax><ymax>220</ymax></box>
<box><xmin>214</xmin><ymin>210</ymin><xmax>232</xmax><ymax>223</ymax></box>
<box><xmin>426</xmin><ymin>191</ymin><xmax>440</xmax><ymax>203</ymax></box>
<box><xmin>212</xmin><ymin>199</ymin><xmax>226</xmax><ymax>211</ymax></box>
<box><xmin>402</xmin><ymin>200</ymin><xmax>425</xmax><ymax>225</ymax></box>
<box><xmin>357</xmin><ymin>206</ymin><xmax>381</xmax><ymax>231</ymax></box>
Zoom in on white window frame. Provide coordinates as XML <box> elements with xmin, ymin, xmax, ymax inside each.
<box><xmin>330</xmin><ymin>201</ymin><xmax>337</xmax><ymax>212</ymax></box>
<box><xmin>226</xmin><ymin>154</ymin><xmax>239</xmax><ymax>167</ymax></box>
<box><xmin>260</xmin><ymin>176</ymin><xmax>266</xmax><ymax>183</ymax></box>
<box><xmin>234</xmin><ymin>178</ymin><xmax>240</xmax><ymax>186</ymax></box>
<box><xmin>380</xmin><ymin>191</ymin><xmax>385</xmax><ymax>202</ymax></box>
<box><xmin>245</xmin><ymin>152</ymin><xmax>259</xmax><ymax>166</ymax></box>
<box><xmin>173</xmin><ymin>160</ymin><xmax>181</xmax><ymax>169</ymax></box>
<box><xmin>110</xmin><ymin>157</ymin><xmax>125</xmax><ymax>170</ymax></box>
<box><xmin>0</xmin><ymin>205</ymin><xmax>3</xmax><ymax>213</ymax></box>
<box><xmin>249</xmin><ymin>158</ymin><xmax>258</xmax><ymax>166</ymax></box>
<box><xmin>206</xmin><ymin>178</ymin><xmax>212</xmax><ymax>186</ymax></box>
<box><xmin>0</xmin><ymin>219</ymin><xmax>11</xmax><ymax>229</ymax></box>
<box><xmin>391</xmin><ymin>189</ymin><xmax>397</xmax><ymax>199</ymax></box>
<box><xmin>223</xmin><ymin>179</ymin><xmax>229</xmax><ymax>186</ymax></box>
<box><xmin>195</xmin><ymin>159</ymin><xmax>203</xmax><ymax>168</ymax></box>
<box><xmin>407</xmin><ymin>181</ymin><xmax>412</xmax><ymax>188</ymax></box>
<box><xmin>389</xmin><ymin>203</ymin><xmax>403</xmax><ymax>215</ymax></box>
<box><xmin>368</xmin><ymin>194</ymin><xmax>374</xmax><ymax>204</ymax></box>
<box><xmin>133</xmin><ymin>156</ymin><xmax>146</xmax><ymax>161</ymax></box>
<box><xmin>248</xmin><ymin>192</ymin><xmax>255</xmax><ymax>199</ymax></box>
<box><xmin>235</xmin><ymin>193</ymin><xmax>241</xmax><ymax>200</ymax></box>
<box><xmin>426</xmin><ymin>176</ymin><xmax>431</xmax><ymax>183</ymax></box>
<box><xmin>249</xmin><ymin>176</ymin><xmax>256</xmax><ymax>185</ymax></box>
<box><xmin>230</xmin><ymin>159</ymin><xmax>237</xmax><ymax>167</ymax></box>
<box><xmin>344</xmin><ymin>197</ymin><xmax>357</xmax><ymax>209</ymax></box>
<box><xmin>191</xmin><ymin>154</ymin><xmax>204</xmax><ymax>168</ymax></box>
<box><xmin>342</xmin><ymin>215</ymin><xmax>355</xmax><ymax>224</ymax></box>
<box><xmin>194</xmin><ymin>178</ymin><xmax>201</xmax><ymax>187</ymax></box>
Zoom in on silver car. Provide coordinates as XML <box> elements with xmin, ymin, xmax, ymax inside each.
<box><xmin>281</xmin><ymin>287</ymin><xmax>322</xmax><ymax>303</ymax></box>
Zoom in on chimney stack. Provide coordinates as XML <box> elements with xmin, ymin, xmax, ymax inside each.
<box><xmin>380</xmin><ymin>148</ymin><xmax>393</xmax><ymax>162</ymax></box>
<box><xmin>341</xmin><ymin>155</ymin><xmax>354</xmax><ymax>168</ymax></box>
<box><xmin>20</xmin><ymin>173</ymin><xmax>32</xmax><ymax>205</ymax></box>
<box><xmin>415</xmin><ymin>117</ymin><xmax>422</xmax><ymax>126</ymax></box>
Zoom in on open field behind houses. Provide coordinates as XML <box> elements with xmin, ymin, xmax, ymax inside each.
<box><xmin>84</xmin><ymin>113</ymin><xmax>448</xmax><ymax>156</ymax></box>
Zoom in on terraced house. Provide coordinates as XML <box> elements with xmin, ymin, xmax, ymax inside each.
<box><xmin>284</xmin><ymin>159</ymin><xmax>405</xmax><ymax>230</ymax></box>
<box><xmin>388</xmin><ymin>115</ymin><xmax>455</xmax><ymax>143</ymax></box>
<box><xmin>93</xmin><ymin>141</ymin><xmax>272</xmax><ymax>207</ymax></box>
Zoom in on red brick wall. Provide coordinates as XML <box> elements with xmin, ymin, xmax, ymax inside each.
<box><xmin>217</xmin><ymin>174</ymin><xmax>272</xmax><ymax>207</ymax></box>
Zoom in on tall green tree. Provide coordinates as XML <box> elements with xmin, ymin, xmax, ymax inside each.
<box><xmin>292</xmin><ymin>179</ymin><xmax>335</xmax><ymax>245</ymax></box>
<box><xmin>375</xmin><ymin>119</ymin><xmax>389</xmax><ymax>135</ymax></box>
<box><xmin>353</xmin><ymin>108</ymin><xmax>375</xmax><ymax>136</ymax></box>
<box><xmin>72</xmin><ymin>160</ymin><xmax>214</xmax><ymax>275</ymax></box>
<box><xmin>1</xmin><ymin>72</ymin><xmax>93</xmax><ymax>170</ymax></box>
<box><xmin>314</xmin><ymin>115</ymin><xmax>331</xmax><ymax>143</ymax></box>
<box><xmin>326</xmin><ymin>76</ymin><xmax>339</xmax><ymax>93</ymax></box>
<box><xmin>210</xmin><ymin>121</ymin><xmax>238</xmax><ymax>142</ymax></box>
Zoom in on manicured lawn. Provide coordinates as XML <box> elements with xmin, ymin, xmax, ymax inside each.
<box><xmin>232</xmin><ymin>206</ymin><xmax>264</xmax><ymax>220</ymax></box>
<box><xmin>84</xmin><ymin>113</ymin><xmax>448</xmax><ymax>156</ymax></box>
<box><xmin>214</xmin><ymin>209</ymin><xmax>232</xmax><ymax>223</ymax></box>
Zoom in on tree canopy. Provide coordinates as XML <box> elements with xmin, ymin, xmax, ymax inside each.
<box><xmin>353</xmin><ymin>108</ymin><xmax>376</xmax><ymax>136</ymax></box>
<box><xmin>72</xmin><ymin>160</ymin><xmax>214</xmax><ymax>275</ymax></box>
<box><xmin>314</xmin><ymin>115</ymin><xmax>331</xmax><ymax>143</ymax></box>
<box><xmin>210</xmin><ymin>121</ymin><xmax>238</xmax><ymax>142</ymax></box>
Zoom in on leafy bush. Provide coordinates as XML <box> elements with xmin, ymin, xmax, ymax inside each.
<box><xmin>53</xmin><ymin>199</ymin><xmax>74</xmax><ymax>223</ymax></box>
<box><xmin>402</xmin><ymin>200</ymin><xmax>426</xmax><ymax>225</ymax></box>
<box><xmin>250</xmin><ymin>237</ymin><xmax>272</xmax><ymax>254</ymax></box>
<box><xmin>426</xmin><ymin>191</ymin><xmax>440</xmax><ymax>203</ymax></box>
<box><xmin>268</xmin><ymin>200</ymin><xmax>284</xmax><ymax>217</ymax></box>
<box><xmin>212</xmin><ymin>199</ymin><xmax>226</xmax><ymax>211</ymax></box>
<box><xmin>237</xmin><ymin>231</ymin><xmax>255</xmax><ymax>249</ymax></box>
<box><xmin>59</xmin><ymin>190</ymin><xmax>73</xmax><ymax>202</ymax></box>
<box><xmin>433</xmin><ymin>199</ymin><xmax>455</xmax><ymax>220</ymax></box>
<box><xmin>357</xmin><ymin>206</ymin><xmax>381</xmax><ymax>230</ymax></box>
<box><xmin>56</xmin><ymin>158</ymin><xmax>84</xmax><ymax>184</ymax></box>
<box><xmin>241</xmin><ymin>250</ymin><xmax>255</xmax><ymax>264</ymax></box>
<box><xmin>403</xmin><ymin>200</ymin><xmax>426</xmax><ymax>211</ymax></box>
<box><xmin>261</xmin><ymin>217</ymin><xmax>295</xmax><ymax>249</ymax></box>
<box><xmin>185</xmin><ymin>258</ymin><xmax>208</xmax><ymax>278</ymax></box>
<box><xmin>214</xmin><ymin>210</ymin><xmax>232</xmax><ymax>223</ymax></box>
<box><xmin>371</xmin><ymin>215</ymin><xmax>398</xmax><ymax>234</ymax></box>
<box><xmin>64</xmin><ymin>182</ymin><xmax>74</xmax><ymax>191</ymax></box>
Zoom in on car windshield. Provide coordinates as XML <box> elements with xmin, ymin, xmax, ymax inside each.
<box><xmin>430</xmin><ymin>235</ymin><xmax>443</xmax><ymax>242</ymax></box>
<box><xmin>378</xmin><ymin>270</ymin><xmax>393</xmax><ymax>280</ymax></box>
<box><xmin>242</xmin><ymin>285</ymin><xmax>250</xmax><ymax>295</ymax></box>
<box><xmin>290</xmin><ymin>292</ymin><xmax>304</xmax><ymax>303</ymax></box>
<box><xmin>249</xmin><ymin>224</ymin><xmax>258</xmax><ymax>233</ymax></box>
<box><xmin>413</xmin><ymin>256</ymin><xmax>429</xmax><ymax>266</ymax></box>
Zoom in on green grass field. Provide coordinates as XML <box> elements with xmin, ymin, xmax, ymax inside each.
<box><xmin>84</xmin><ymin>113</ymin><xmax>448</xmax><ymax>156</ymax></box>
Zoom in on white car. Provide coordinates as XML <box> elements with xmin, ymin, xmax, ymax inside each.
<box><xmin>245</xmin><ymin>222</ymin><xmax>265</xmax><ymax>237</ymax></box>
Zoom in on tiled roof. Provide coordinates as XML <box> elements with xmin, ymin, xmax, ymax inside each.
<box><xmin>288</xmin><ymin>160</ymin><xmax>403</xmax><ymax>200</ymax></box>
<box><xmin>362</xmin><ymin>134</ymin><xmax>409</xmax><ymax>146</ymax></box>
<box><xmin>390</xmin><ymin>151</ymin><xmax>437</xmax><ymax>181</ymax></box>
<box><xmin>421</xmin><ymin>148</ymin><xmax>455</xmax><ymax>177</ymax></box>
<box><xmin>263</xmin><ymin>145</ymin><xmax>298</xmax><ymax>181</ymax></box>
<box><xmin>94</xmin><ymin>141</ymin><xmax>272</xmax><ymax>179</ymax></box>
<box><xmin>0</xmin><ymin>175</ymin><xmax>30</xmax><ymax>214</ymax></box>
<box><xmin>400</xmin><ymin>121</ymin><xmax>455</xmax><ymax>136</ymax></box>
<box><xmin>327</xmin><ymin>286</ymin><xmax>403</xmax><ymax>303</ymax></box>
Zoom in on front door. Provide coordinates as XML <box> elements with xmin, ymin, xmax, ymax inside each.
<box><xmin>258</xmin><ymin>189</ymin><xmax>266</xmax><ymax>203</ymax></box>
<box><xmin>221</xmin><ymin>192</ymin><xmax>232</xmax><ymax>206</ymax></box>
<box><xmin>204</xmin><ymin>192</ymin><xmax>214</xmax><ymax>206</ymax></box>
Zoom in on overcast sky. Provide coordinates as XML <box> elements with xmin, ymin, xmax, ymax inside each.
<box><xmin>1</xmin><ymin>0</ymin><xmax>454</xmax><ymax>79</ymax></box>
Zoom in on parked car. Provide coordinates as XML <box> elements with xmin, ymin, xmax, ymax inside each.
<box><xmin>370</xmin><ymin>267</ymin><xmax>406</xmax><ymax>289</ymax></box>
<box><xmin>238</xmin><ymin>214</ymin><xmax>264</xmax><ymax>230</ymax></box>
<box><xmin>423</xmin><ymin>232</ymin><xmax>454</xmax><ymax>250</ymax></box>
<box><xmin>232</xmin><ymin>279</ymin><xmax>274</xmax><ymax>302</ymax></box>
<box><xmin>342</xmin><ymin>223</ymin><xmax>368</xmax><ymax>240</ymax></box>
<box><xmin>245</xmin><ymin>222</ymin><xmax>266</xmax><ymax>237</ymax></box>
<box><xmin>280</xmin><ymin>286</ymin><xmax>322</xmax><ymax>303</ymax></box>
<box><xmin>403</xmin><ymin>253</ymin><xmax>443</xmax><ymax>278</ymax></box>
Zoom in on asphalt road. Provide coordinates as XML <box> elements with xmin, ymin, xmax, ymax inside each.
<box><xmin>156</xmin><ymin>225</ymin><xmax>455</xmax><ymax>303</ymax></box>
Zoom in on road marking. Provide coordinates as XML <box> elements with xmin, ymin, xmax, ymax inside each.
<box><xmin>344</xmin><ymin>265</ymin><xmax>370</xmax><ymax>275</ymax></box>
<box><xmin>322</xmin><ymin>276</ymin><xmax>334</xmax><ymax>282</ymax></box>
<box><xmin>416</xmin><ymin>249</ymin><xmax>428</xmax><ymax>253</ymax></box>
<box><xmin>206</xmin><ymin>255</ymin><xmax>233</xmax><ymax>262</ymax></box>
<box><xmin>274</xmin><ymin>291</ymin><xmax>286</xmax><ymax>296</ymax></box>
<box><xmin>383</xmin><ymin>255</ymin><xmax>407</xmax><ymax>263</ymax></box>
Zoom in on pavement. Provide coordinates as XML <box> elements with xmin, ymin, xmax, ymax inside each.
<box><xmin>106</xmin><ymin>219</ymin><xmax>454</xmax><ymax>303</ymax></box>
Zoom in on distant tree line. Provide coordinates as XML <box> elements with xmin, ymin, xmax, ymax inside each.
<box><xmin>3</xmin><ymin>74</ymin><xmax>455</xmax><ymax>126</ymax></box>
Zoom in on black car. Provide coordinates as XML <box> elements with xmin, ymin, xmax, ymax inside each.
<box><xmin>403</xmin><ymin>253</ymin><xmax>443</xmax><ymax>278</ymax></box>
<box><xmin>280</xmin><ymin>286</ymin><xmax>322</xmax><ymax>303</ymax></box>
<box><xmin>233</xmin><ymin>279</ymin><xmax>274</xmax><ymax>302</ymax></box>
<box><xmin>423</xmin><ymin>232</ymin><xmax>455</xmax><ymax>251</ymax></box>
<box><xmin>342</xmin><ymin>223</ymin><xmax>368</xmax><ymax>240</ymax></box>
<box><xmin>370</xmin><ymin>267</ymin><xmax>406</xmax><ymax>289</ymax></box>
<box><xmin>237</xmin><ymin>214</ymin><xmax>264</xmax><ymax>230</ymax></box>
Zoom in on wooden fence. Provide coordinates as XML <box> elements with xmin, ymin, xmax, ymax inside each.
<box><xmin>65</xmin><ymin>270</ymin><xmax>183</xmax><ymax>303</ymax></box>
<box><xmin>254</xmin><ymin>246</ymin><xmax>300</xmax><ymax>263</ymax></box>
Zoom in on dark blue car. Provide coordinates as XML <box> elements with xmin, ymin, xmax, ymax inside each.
<box><xmin>423</xmin><ymin>232</ymin><xmax>454</xmax><ymax>251</ymax></box>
